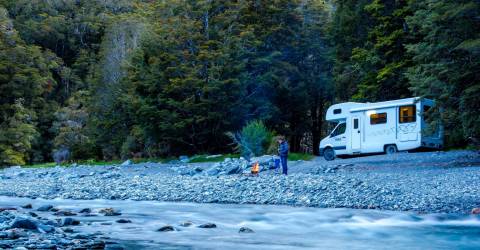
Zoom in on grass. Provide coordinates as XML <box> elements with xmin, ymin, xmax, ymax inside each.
<box><xmin>288</xmin><ymin>153</ymin><xmax>315</xmax><ymax>161</ymax></box>
<box><xmin>19</xmin><ymin>152</ymin><xmax>314</xmax><ymax>169</ymax></box>
<box><xmin>188</xmin><ymin>154</ymin><xmax>240</xmax><ymax>163</ymax></box>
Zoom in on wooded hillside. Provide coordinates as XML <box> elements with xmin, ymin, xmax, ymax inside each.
<box><xmin>0</xmin><ymin>0</ymin><xmax>478</xmax><ymax>165</ymax></box>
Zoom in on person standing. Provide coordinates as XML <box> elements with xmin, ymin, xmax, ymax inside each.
<box><xmin>278</xmin><ymin>136</ymin><xmax>289</xmax><ymax>175</ymax></box>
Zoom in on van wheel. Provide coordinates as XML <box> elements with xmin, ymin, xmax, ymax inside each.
<box><xmin>385</xmin><ymin>145</ymin><xmax>397</xmax><ymax>155</ymax></box>
<box><xmin>323</xmin><ymin>148</ymin><xmax>335</xmax><ymax>161</ymax></box>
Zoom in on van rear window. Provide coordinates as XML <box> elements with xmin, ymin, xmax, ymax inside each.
<box><xmin>399</xmin><ymin>105</ymin><xmax>416</xmax><ymax>123</ymax></box>
<box><xmin>370</xmin><ymin>113</ymin><xmax>387</xmax><ymax>125</ymax></box>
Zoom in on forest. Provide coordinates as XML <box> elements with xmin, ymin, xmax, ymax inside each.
<box><xmin>0</xmin><ymin>0</ymin><xmax>478</xmax><ymax>166</ymax></box>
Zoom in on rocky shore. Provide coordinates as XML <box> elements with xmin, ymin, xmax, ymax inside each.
<box><xmin>0</xmin><ymin>205</ymin><xmax>113</xmax><ymax>249</ymax></box>
<box><xmin>1</xmin><ymin>150</ymin><xmax>479</xmax><ymax>215</ymax></box>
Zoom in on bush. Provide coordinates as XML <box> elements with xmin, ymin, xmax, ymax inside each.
<box><xmin>227</xmin><ymin>120</ymin><xmax>273</xmax><ymax>159</ymax></box>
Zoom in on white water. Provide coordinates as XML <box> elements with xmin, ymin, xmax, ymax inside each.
<box><xmin>1</xmin><ymin>196</ymin><xmax>479</xmax><ymax>250</ymax></box>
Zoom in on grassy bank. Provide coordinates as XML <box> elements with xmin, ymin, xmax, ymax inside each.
<box><xmin>19</xmin><ymin>153</ymin><xmax>315</xmax><ymax>169</ymax></box>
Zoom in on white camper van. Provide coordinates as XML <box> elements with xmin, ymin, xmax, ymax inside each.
<box><xmin>319</xmin><ymin>97</ymin><xmax>443</xmax><ymax>161</ymax></box>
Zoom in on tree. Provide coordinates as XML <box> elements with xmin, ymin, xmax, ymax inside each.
<box><xmin>0</xmin><ymin>7</ymin><xmax>58</xmax><ymax>165</ymax></box>
<box><xmin>406</xmin><ymin>0</ymin><xmax>480</xmax><ymax>145</ymax></box>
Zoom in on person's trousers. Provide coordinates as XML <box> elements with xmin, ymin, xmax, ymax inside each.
<box><xmin>280</xmin><ymin>156</ymin><xmax>288</xmax><ymax>175</ymax></box>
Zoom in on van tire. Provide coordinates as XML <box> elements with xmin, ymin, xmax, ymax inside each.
<box><xmin>384</xmin><ymin>144</ymin><xmax>397</xmax><ymax>155</ymax></box>
<box><xmin>323</xmin><ymin>147</ymin><xmax>335</xmax><ymax>161</ymax></box>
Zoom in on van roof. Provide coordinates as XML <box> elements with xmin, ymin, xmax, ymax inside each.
<box><xmin>350</xmin><ymin>97</ymin><xmax>419</xmax><ymax>112</ymax></box>
<box><xmin>326</xmin><ymin>97</ymin><xmax>433</xmax><ymax>121</ymax></box>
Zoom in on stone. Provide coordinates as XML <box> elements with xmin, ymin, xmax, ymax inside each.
<box><xmin>6</xmin><ymin>229</ymin><xmax>24</xmax><ymax>239</ymax></box>
<box><xmin>61</xmin><ymin>218</ymin><xmax>80</xmax><ymax>226</ymax></box>
<box><xmin>472</xmin><ymin>208</ymin><xmax>480</xmax><ymax>215</ymax></box>
<box><xmin>73</xmin><ymin>233</ymin><xmax>89</xmax><ymax>239</ymax></box>
<box><xmin>0</xmin><ymin>207</ymin><xmax>16</xmax><ymax>212</ymax></box>
<box><xmin>115</xmin><ymin>219</ymin><xmax>132</xmax><ymax>223</ymax></box>
<box><xmin>37</xmin><ymin>224</ymin><xmax>55</xmax><ymax>233</ymax></box>
<box><xmin>37</xmin><ymin>205</ymin><xmax>53</xmax><ymax>212</ymax></box>
<box><xmin>99</xmin><ymin>208</ymin><xmax>121</xmax><ymax>216</ymax></box>
<box><xmin>226</xmin><ymin>165</ymin><xmax>241</xmax><ymax>175</ymax></box>
<box><xmin>121</xmin><ymin>160</ymin><xmax>132</xmax><ymax>166</ymax></box>
<box><xmin>21</xmin><ymin>204</ymin><xmax>32</xmax><ymax>209</ymax></box>
<box><xmin>79</xmin><ymin>208</ymin><xmax>91</xmax><ymax>213</ymax></box>
<box><xmin>157</xmin><ymin>225</ymin><xmax>175</xmax><ymax>232</ymax></box>
<box><xmin>53</xmin><ymin>210</ymin><xmax>77</xmax><ymax>216</ymax></box>
<box><xmin>62</xmin><ymin>228</ymin><xmax>74</xmax><ymax>233</ymax></box>
<box><xmin>85</xmin><ymin>240</ymin><xmax>106</xmax><ymax>249</ymax></box>
<box><xmin>179</xmin><ymin>221</ymin><xmax>193</xmax><ymax>227</ymax></box>
<box><xmin>198</xmin><ymin>223</ymin><xmax>216</xmax><ymax>228</ymax></box>
<box><xmin>238</xmin><ymin>227</ymin><xmax>254</xmax><ymax>233</ymax></box>
<box><xmin>179</xmin><ymin>155</ymin><xmax>189</xmax><ymax>163</ymax></box>
<box><xmin>10</xmin><ymin>218</ymin><xmax>37</xmax><ymax>230</ymax></box>
<box><xmin>34</xmin><ymin>244</ymin><xmax>56</xmax><ymax>249</ymax></box>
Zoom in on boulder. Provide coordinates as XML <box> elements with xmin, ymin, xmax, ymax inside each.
<box><xmin>99</xmin><ymin>208</ymin><xmax>121</xmax><ymax>216</ymax></box>
<box><xmin>238</xmin><ymin>227</ymin><xmax>254</xmax><ymax>233</ymax></box>
<box><xmin>472</xmin><ymin>208</ymin><xmax>480</xmax><ymax>215</ymax></box>
<box><xmin>10</xmin><ymin>218</ymin><xmax>37</xmax><ymax>230</ymax></box>
<box><xmin>62</xmin><ymin>228</ymin><xmax>74</xmax><ymax>233</ymax></box>
<box><xmin>198</xmin><ymin>223</ymin><xmax>216</xmax><ymax>228</ymax></box>
<box><xmin>21</xmin><ymin>204</ymin><xmax>32</xmax><ymax>209</ymax></box>
<box><xmin>61</xmin><ymin>218</ymin><xmax>80</xmax><ymax>226</ymax></box>
<box><xmin>157</xmin><ymin>225</ymin><xmax>175</xmax><ymax>232</ymax></box>
<box><xmin>37</xmin><ymin>224</ymin><xmax>55</xmax><ymax>233</ymax></box>
<box><xmin>121</xmin><ymin>160</ymin><xmax>132</xmax><ymax>166</ymax></box>
<box><xmin>79</xmin><ymin>208</ymin><xmax>91</xmax><ymax>214</ymax></box>
<box><xmin>179</xmin><ymin>156</ymin><xmax>189</xmax><ymax>163</ymax></box>
<box><xmin>37</xmin><ymin>205</ymin><xmax>54</xmax><ymax>212</ymax></box>
<box><xmin>53</xmin><ymin>210</ymin><xmax>77</xmax><ymax>216</ymax></box>
<box><xmin>116</xmin><ymin>219</ymin><xmax>132</xmax><ymax>223</ymax></box>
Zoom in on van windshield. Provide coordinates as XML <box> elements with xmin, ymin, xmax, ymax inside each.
<box><xmin>330</xmin><ymin>123</ymin><xmax>346</xmax><ymax>137</ymax></box>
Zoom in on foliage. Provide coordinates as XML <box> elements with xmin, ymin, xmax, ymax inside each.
<box><xmin>405</xmin><ymin>0</ymin><xmax>480</xmax><ymax>144</ymax></box>
<box><xmin>228</xmin><ymin>120</ymin><xmax>273</xmax><ymax>159</ymax></box>
<box><xmin>1</xmin><ymin>0</ymin><xmax>478</xmax><ymax>166</ymax></box>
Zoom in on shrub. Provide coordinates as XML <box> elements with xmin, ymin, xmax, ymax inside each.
<box><xmin>227</xmin><ymin>120</ymin><xmax>273</xmax><ymax>159</ymax></box>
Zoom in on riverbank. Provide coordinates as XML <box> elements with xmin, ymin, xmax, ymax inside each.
<box><xmin>1</xmin><ymin>150</ymin><xmax>479</xmax><ymax>214</ymax></box>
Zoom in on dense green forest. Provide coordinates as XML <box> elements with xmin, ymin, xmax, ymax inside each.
<box><xmin>0</xmin><ymin>0</ymin><xmax>478</xmax><ymax>166</ymax></box>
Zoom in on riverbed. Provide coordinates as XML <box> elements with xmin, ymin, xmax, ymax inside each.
<box><xmin>1</xmin><ymin>196</ymin><xmax>479</xmax><ymax>250</ymax></box>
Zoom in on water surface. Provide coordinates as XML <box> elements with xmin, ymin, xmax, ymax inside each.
<box><xmin>0</xmin><ymin>197</ymin><xmax>479</xmax><ymax>250</ymax></box>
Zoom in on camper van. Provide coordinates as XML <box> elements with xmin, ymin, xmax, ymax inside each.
<box><xmin>319</xmin><ymin>97</ymin><xmax>443</xmax><ymax>161</ymax></box>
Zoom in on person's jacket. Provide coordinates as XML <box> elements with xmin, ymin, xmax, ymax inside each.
<box><xmin>278</xmin><ymin>141</ymin><xmax>289</xmax><ymax>157</ymax></box>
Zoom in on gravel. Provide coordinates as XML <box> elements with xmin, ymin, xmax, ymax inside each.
<box><xmin>0</xmin><ymin>150</ymin><xmax>479</xmax><ymax>214</ymax></box>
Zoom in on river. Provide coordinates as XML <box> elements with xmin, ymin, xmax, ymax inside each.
<box><xmin>0</xmin><ymin>196</ymin><xmax>479</xmax><ymax>249</ymax></box>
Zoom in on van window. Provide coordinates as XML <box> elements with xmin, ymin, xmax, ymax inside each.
<box><xmin>399</xmin><ymin>105</ymin><xmax>416</xmax><ymax>123</ymax></box>
<box><xmin>370</xmin><ymin>113</ymin><xmax>387</xmax><ymax>125</ymax></box>
<box><xmin>330</xmin><ymin>123</ymin><xmax>346</xmax><ymax>137</ymax></box>
<box><xmin>353</xmin><ymin>119</ymin><xmax>359</xmax><ymax>129</ymax></box>
<box><xmin>333</xmin><ymin>109</ymin><xmax>342</xmax><ymax>114</ymax></box>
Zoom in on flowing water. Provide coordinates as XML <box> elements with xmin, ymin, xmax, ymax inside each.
<box><xmin>1</xmin><ymin>196</ymin><xmax>479</xmax><ymax>250</ymax></box>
